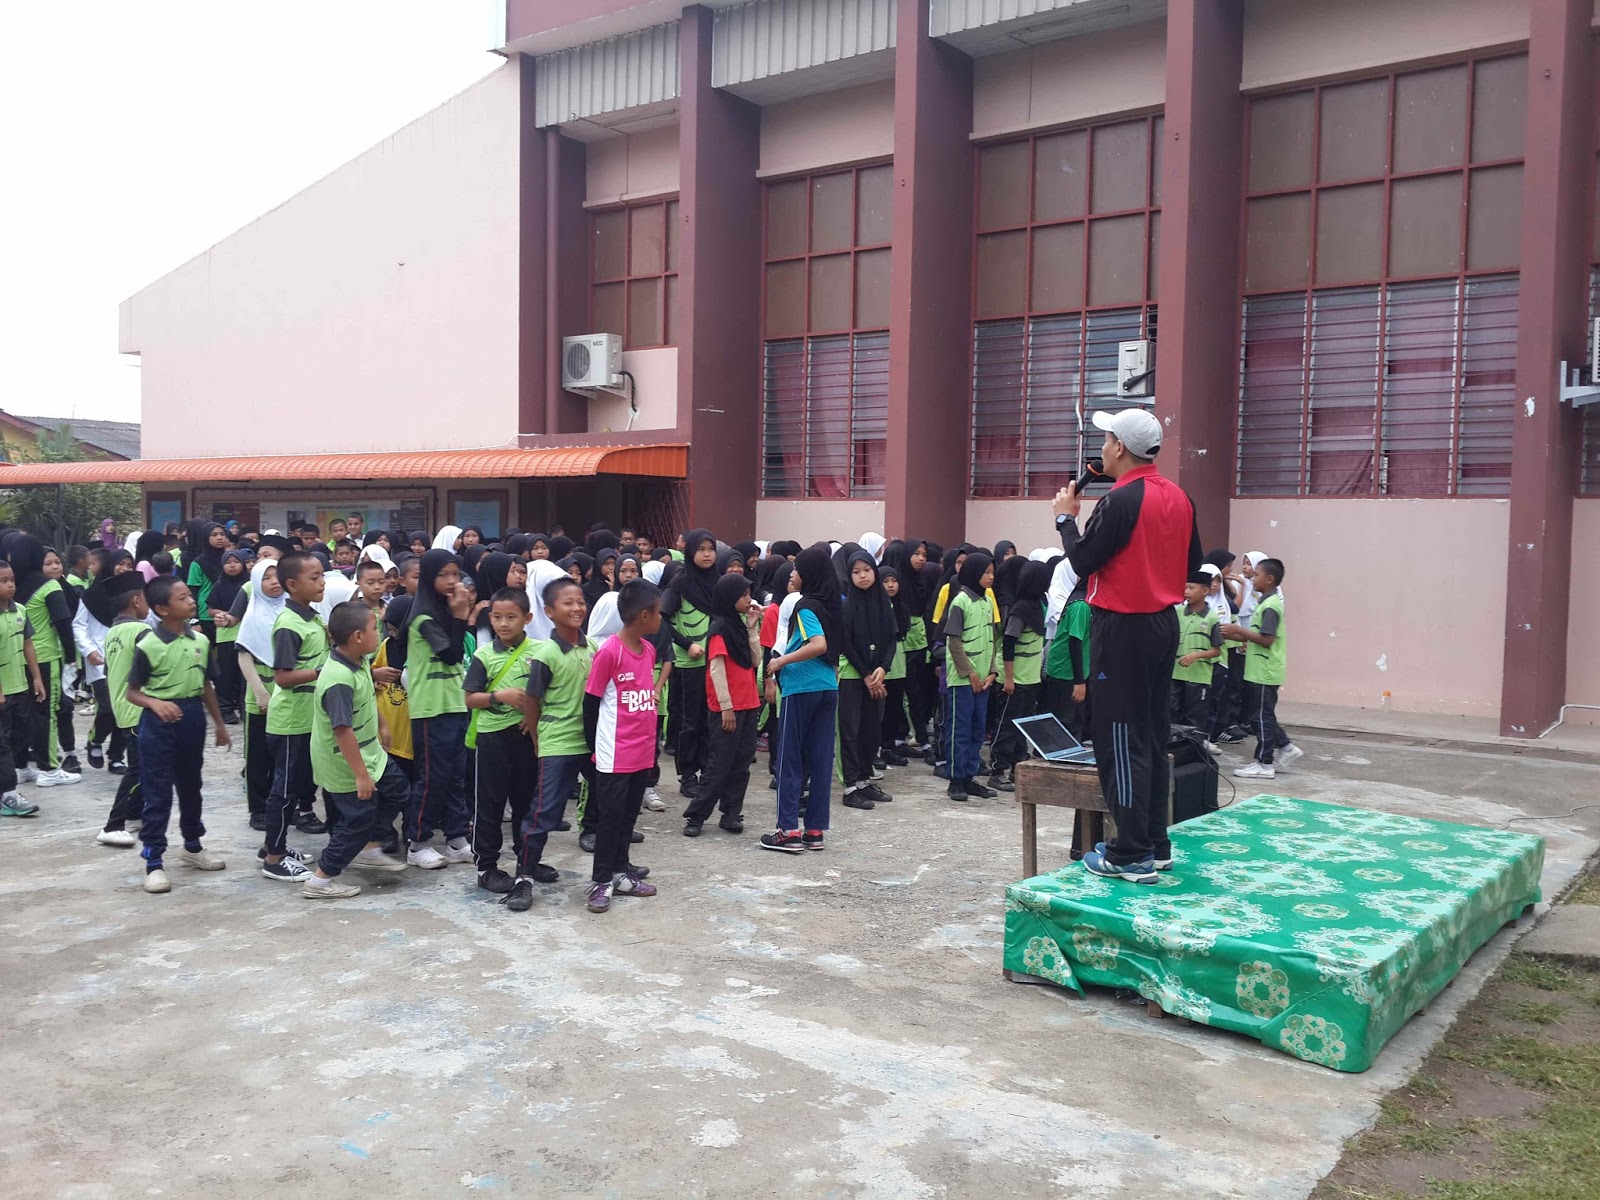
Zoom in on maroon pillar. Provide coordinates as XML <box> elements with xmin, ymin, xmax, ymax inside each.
<box><xmin>1499</xmin><ymin>0</ymin><xmax>1594</xmax><ymax>737</ymax></box>
<box><xmin>677</xmin><ymin>4</ymin><xmax>762</xmax><ymax>537</ymax></box>
<box><xmin>1155</xmin><ymin>0</ymin><xmax>1244</xmax><ymax>548</ymax></box>
<box><xmin>545</xmin><ymin>131</ymin><xmax>590</xmax><ymax>436</ymax></box>
<box><xmin>884</xmin><ymin>0</ymin><xmax>972</xmax><ymax>544</ymax></box>
<box><xmin>517</xmin><ymin>56</ymin><xmax>550</xmax><ymax>440</ymax></box>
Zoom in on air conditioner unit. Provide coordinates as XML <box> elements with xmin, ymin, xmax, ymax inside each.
<box><xmin>562</xmin><ymin>333</ymin><xmax>623</xmax><ymax>391</ymax></box>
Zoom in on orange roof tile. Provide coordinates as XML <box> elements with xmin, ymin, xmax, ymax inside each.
<box><xmin>0</xmin><ymin>444</ymin><xmax>687</xmax><ymax>486</ymax></box>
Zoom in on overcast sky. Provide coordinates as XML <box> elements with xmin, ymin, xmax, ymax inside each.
<box><xmin>0</xmin><ymin>1</ymin><xmax>501</xmax><ymax>425</ymax></box>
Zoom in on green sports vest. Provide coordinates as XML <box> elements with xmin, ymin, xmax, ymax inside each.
<box><xmin>1045</xmin><ymin>601</ymin><xmax>1091</xmax><ymax>682</ymax></box>
<box><xmin>526</xmin><ymin>634</ymin><xmax>597</xmax><ymax>757</ymax></box>
<box><xmin>266</xmin><ymin>606</ymin><xmax>328</xmax><ymax>734</ymax></box>
<box><xmin>945</xmin><ymin>589</ymin><xmax>996</xmax><ymax>686</ymax></box>
<box><xmin>311</xmin><ymin>654</ymin><xmax>385</xmax><ymax>792</ymax></box>
<box><xmin>468</xmin><ymin>637</ymin><xmax>536</xmax><ymax>739</ymax></box>
<box><xmin>134</xmin><ymin>628</ymin><xmax>209</xmax><ymax>700</ymax></box>
<box><xmin>104</xmin><ymin>619</ymin><xmax>146</xmax><ymax>728</ymax></box>
<box><xmin>887</xmin><ymin>637</ymin><xmax>907</xmax><ymax>681</ymax></box>
<box><xmin>0</xmin><ymin>605</ymin><xmax>28</xmax><ymax>696</ymax></box>
<box><xmin>671</xmin><ymin>600</ymin><xmax>710</xmax><ymax>669</ymax></box>
<box><xmin>1244</xmin><ymin>593</ymin><xmax>1287</xmax><ymax>686</ymax></box>
<box><xmin>1010</xmin><ymin>627</ymin><xmax>1044</xmax><ymax>687</ymax></box>
<box><xmin>24</xmin><ymin>579</ymin><xmax>63</xmax><ymax>663</ymax></box>
<box><xmin>903</xmin><ymin>614</ymin><xmax>927</xmax><ymax>654</ymax></box>
<box><xmin>1173</xmin><ymin>605</ymin><xmax>1221</xmax><ymax>684</ymax></box>
<box><xmin>406</xmin><ymin>614</ymin><xmax>467</xmax><ymax>719</ymax></box>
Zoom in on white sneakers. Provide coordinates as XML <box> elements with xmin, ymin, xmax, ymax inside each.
<box><xmin>303</xmin><ymin>874</ymin><xmax>360</xmax><ymax>899</ymax></box>
<box><xmin>351</xmin><ymin>847</ymin><xmax>407</xmax><ymax>873</ymax></box>
<box><xmin>407</xmin><ymin>844</ymin><xmax>448</xmax><ymax>870</ymax></box>
<box><xmin>439</xmin><ymin>841</ymin><xmax>476</xmax><ymax>865</ymax></box>
<box><xmin>179</xmin><ymin>848</ymin><xmax>226</xmax><ymax>871</ymax></box>
<box><xmin>643</xmin><ymin>787</ymin><xmax>666</xmax><ymax>812</ymax></box>
<box><xmin>1202</xmin><ymin>740</ymin><xmax>1222</xmax><ymax>756</ymax></box>
<box><xmin>144</xmin><ymin>869</ymin><xmax>171</xmax><ymax>894</ymax></box>
<box><xmin>97</xmin><ymin>829</ymin><xmax>137</xmax><ymax>848</ymax></box>
<box><xmin>16</xmin><ymin>767</ymin><xmax>35</xmax><ymax>784</ymax></box>
<box><xmin>1277</xmin><ymin>744</ymin><xmax>1305</xmax><ymax>772</ymax></box>
<box><xmin>1233</xmin><ymin>761</ymin><xmax>1276</xmax><ymax>779</ymax></box>
<box><xmin>34</xmin><ymin>767</ymin><xmax>81</xmax><ymax>787</ymax></box>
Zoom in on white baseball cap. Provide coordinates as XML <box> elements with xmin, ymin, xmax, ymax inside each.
<box><xmin>1091</xmin><ymin>407</ymin><xmax>1163</xmax><ymax>457</ymax></box>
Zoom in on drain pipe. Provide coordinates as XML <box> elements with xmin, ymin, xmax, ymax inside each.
<box><xmin>1539</xmin><ymin>704</ymin><xmax>1600</xmax><ymax>739</ymax></box>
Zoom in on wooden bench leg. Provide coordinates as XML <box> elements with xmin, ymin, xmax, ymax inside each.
<box><xmin>1022</xmin><ymin>803</ymin><xmax>1038</xmax><ymax>879</ymax></box>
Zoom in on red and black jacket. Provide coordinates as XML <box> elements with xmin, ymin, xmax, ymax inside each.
<box><xmin>1057</xmin><ymin>464</ymin><xmax>1203</xmax><ymax>614</ymax></box>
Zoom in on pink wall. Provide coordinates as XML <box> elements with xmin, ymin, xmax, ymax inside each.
<box><xmin>122</xmin><ymin>63</ymin><xmax>524</xmax><ymax>459</ymax></box>
<box><xmin>756</xmin><ymin>499</ymin><xmax>885</xmax><ymax>543</ymax></box>
<box><xmin>1242</xmin><ymin>0</ymin><xmax>1529</xmax><ymax>91</ymax></box>
<box><xmin>972</xmin><ymin>20</ymin><xmax>1166</xmax><ymax>139</ymax></box>
<box><xmin>586</xmin><ymin>126</ymin><xmax>681</xmax><ymax>205</ymax></box>
<box><xmin>760</xmin><ymin>80</ymin><xmax>895</xmax><ymax>177</ymax></box>
<box><xmin>965</xmin><ymin>499</ymin><xmax>1093</xmax><ymax>557</ymax></box>
<box><xmin>1566</xmin><ymin>500</ymin><xmax>1600</xmax><ymax>722</ymax></box>
<box><xmin>587</xmin><ymin>347</ymin><xmax>678</xmax><ymax>432</ymax></box>
<box><xmin>1231</xmin><ymin>499</ymin><xmax>1508</xmax><ymax>717</ymax></box>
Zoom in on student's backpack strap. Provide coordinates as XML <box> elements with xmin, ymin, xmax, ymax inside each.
<box><xmin>465</xmin><ymin>646</ymin><xmax>528</xmax><ymax>750</ymax></box>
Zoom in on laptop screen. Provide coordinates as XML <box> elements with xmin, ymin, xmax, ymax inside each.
<box><xmin>1014</xmin><ymin>714</ymin><xmax>1083</xmax><ymax>757</ymax></box>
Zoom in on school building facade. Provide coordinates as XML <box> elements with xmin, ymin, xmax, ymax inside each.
<box><xmin>5</xmin><ymin>0</ymin><xmax>1595</xmax><ymax>735</ymax></box>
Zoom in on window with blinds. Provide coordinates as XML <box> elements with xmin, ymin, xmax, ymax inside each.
<box><xmin>760</xmin><ymin>166</ymin><xmax>892</xmax><ymax>499</ymax></box>
<box><xmin>1237</xmin><ymin>55</ymin><xmax>1526</xmax><ymax>498</ymax></box>
<box><xmin>970</xmin><ymin>115</ymin><xmax>1162</xmax><ymax>497</ymax></box>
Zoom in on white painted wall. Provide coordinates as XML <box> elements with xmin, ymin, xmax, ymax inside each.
<box><xmin>588</xmin><ymin>347</ymin><xmax>678</xmax><ymax>432</ymax></box>
<box><xmin>1231</xmin><ymin>498</ymin><xmax>1509</xmax><ymax>718</ymax></box>
<box><xmin>756</xmin><ymin>499</ymin><xmax>885</xmax><ymax>543</ymax></box>
<box><xmin>586</xmin><ymin>126</ymin><xmax>681</xmax><ymax>205</ymax></box>
<box><xmin>971</xmin><ymin>20</ymin><xmax>1165</xmax><ymax>139</ymax></box>
<box><xmin>123</xmin><ymin>62</ymin><xmax>525</xmax><ymax>459</ymax></box>
<box><xmin>760</xmin><ymin>79</ymin><xmax>895</xmax><ymax>177</ymax></box>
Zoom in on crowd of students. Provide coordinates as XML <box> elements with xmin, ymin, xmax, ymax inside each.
<box><xmin>0</xmin><ymin>514</ymin><xmax>1294</xmax><ymax>908</ymax></box>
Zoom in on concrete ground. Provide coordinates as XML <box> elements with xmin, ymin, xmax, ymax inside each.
<box><xmin>4</xmin><ymin>712</ymin><xmax>1598</xmax><ymax>1200</ymax></box>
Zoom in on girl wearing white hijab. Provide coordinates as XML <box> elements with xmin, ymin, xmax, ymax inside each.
<box><xmin>642</xmin><ymin>561</ymin><xmax>665</xmax><ymax>586</ymax></box>
<box><xmin>314</xmin><ymin>566</ymin><xmax>358</xmax><ymax>621</ymax></box>
<box><xmin>858</xmin><ymin>532</ymin><xmax>886</xmax><ymax>562</ymax></box>
<box><xmin>358</xmin><ymin>542</ymin><xmax>396</xmax><ymax>575</ymax></box>
<box><xmin>1198</xmin><ymin>563</ymin><xmax>1230</xmax><ymax>618</ymax></box>
<box><xmin>587</xmin><ymin>591</ymin><xmax>623</xmax><ymax>642</ymax></box>
<box><xmin>524</xmin><ymin>559</ymin><xmax>570</xmax><ymax>642</ymax></box>
<box><xmin>431</xmin><ymin>525</ymin><xmax>464</xmax><ymax>553</ymax></box>
<box><xmin>1028</xmin><ymin>547</ymin><xmax>1055</xmax><ymax>563</ymax></box>
<box><xmin>1045</xmin><ymin>558</ymin><xmax>1078</xmax><ymax>639</ymax></box>
<box><xmin>236</xmin><ymin>559</ymin><xmax>289</xmax><ymax>824</ymax></box>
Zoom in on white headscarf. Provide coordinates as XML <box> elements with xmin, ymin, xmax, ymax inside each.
<box><xmin>1240</xmin><ymin>549</ymin><xmax>1283</xmax><ymax>614</ymax></box>
<box><xmin>858</xmin><ymin>532</ymin><xmax>886</xmax><ymax>561</ymax></box>
<box><xmin>1198</xmin><ymin>563</ymin><xmax>1230</xmax><ymax>617</ymax></box>
<box><xmin>1028</xmin><ymin>546</ymin><xmax>1055</xmax><ymax>562</ymax></box>
<box><xmin>1045</xmin><ymin>557</ymin><xmax>1079</xmax><ymax>637</ymax></box>
<box><xmin>314</xmin><ymin>567</ymin><xmax>358</xmax><ymax>620</ymax></box>
<box><xmin>587</xmin><ymin>591</ymin><xmax>623</xmax><ymax>641</ymax></box>
<box><xmin>642</xmin><ymin>561</ymin><xmax>664</xmax><ymax>585</ymax></box>
<box><xmin>359</xmin><ymin>543</ymin><xmax>395</xmax><ymax>574</ymax></box>
<box><xmin>238</xmin><ymin>559</ymin><xmax>287</xmax><ymax>662</ymax></box>
<box><xmin>524</xmin><ymin>560</ymin><xmax>570</xmax><ymax>641</ymax></box>
<box><xmin>432</xmin><ymin>525</ymin><xmax>463</xmax><ymax>552</ymax></box>
<box><xmin>123</xmin><ymin>530</ymin><xmax>142</xmax><ymax>556</ymax></box>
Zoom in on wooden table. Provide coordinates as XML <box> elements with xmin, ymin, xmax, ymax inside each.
<box><xmin>1012</xmin><ymin>759</ymin><xmax>1110</xmax><ymax>878</ymax></box>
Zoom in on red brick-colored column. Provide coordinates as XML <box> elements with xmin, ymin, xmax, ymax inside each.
<box><xmin>884</xmin><ymin>0</ymin><xmax>973</xmax><ymax>544</ymax></box>
<box><xmin>1155</xmin><ymin>0</ymin><xmax>1244</xmax><ymax>547</ymax></box>
<box><xmin>677</xmin><ymin>4</ymin><xmax>762</xmax><ymax>537</ymax></box>
<box><xmin>517</xmin><ymin>56</ymin><xmax>549</xmax><ymax>439</ymax></box>
<box><xmin>545</xmin><ymin>131</ymin><xmax>590</xmax><ymax>436</ymax></box>
<box><xmin>1499</xmin><ymin>0</ymin><xmax>1595</xmax><ymax>737</ymax></box>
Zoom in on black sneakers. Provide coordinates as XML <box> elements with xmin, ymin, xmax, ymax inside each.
<box><xmin>842</xmin><ymin>788</ymin><xmax>876</xmax><ymax>810</ymax></box>
<box><xmin>802</xmin><ymin>830</ymin><xmax>825</xmax><ymax>851</ymax></box>
<box><xmin>578</xmin><ymin>831</ymin><xmax>597</xmax><ymax>853</ymax></box>
<box><xmin>718</xmin><ymin>816</ymin><xmax>745</xmax><ymax>834</ymax></box>
<box><xmin>478</xmin><ymin>867</ymin><xmax>515</xmax><ymax>894</ymax></box>
<box><xmin>964</xmin><ymin>779</ymin><xmax>999</xmax><ymax>799</ymax></box>
<box><xmin>684</xmin><ymin>820</ymin><xmax>703</xmax><ymax>838</ymax></box>
<box><xmin>760</xmin><ymin>829</ymin><xmax>805</xmax><ymax>854</ymax></box>
<box><xmin>87</xmin><ymin>745</ymin><xmax>105</xmax><ymax>770</ymax></box>
<box><xmin>529</xmin><ymin>862</ymin><xmax>560</xmax><ymax>883</ymax></box>
<box><xmin>503</xmin><ymin>879</ymin><xmax>534</xmax><ymax>911</ymax></box>
<box><xmin>860</xmin><ymin>783</ymin><xmax>892</xmax><ymax>803</ymax></box>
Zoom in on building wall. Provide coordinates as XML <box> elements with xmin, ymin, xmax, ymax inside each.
<box><xmin>756</xmin><ymin>499</ymin><xmax>885</xmax><ymax>542</ymax></box>
<box><xmin>586</xmin><ymin>125</ymin><xmax>681</xmax><ymax>204</ymax></box>
<box><xmin>1566</xmin><ymin>499</ymin><xmax>1600</xmax><ymax>724</ymax></box>
<box><xmin>122</xmin><ymin>64</ymin><xmax>524</xmax><ymax>459</ymax></box>
<box><xmin>760</xmin><ymin>79</ymin><xmax>895</xmax><ymax>176</ymax></box>
<box><xmin>1241</xmin><ymin>0</ymin><xmax>1529</xmax><ymax>91</ymax></box>
<box><xmin>588</xmin><ymin>347</ymin><xmax>678</xmax><ymax>432</ymax></box>
<box><xmin>971</xmin><ymin>20</ymin><xmax>1166</xmax><ymax>139</ymax></box>
<box><xmin>1231</xmin><ymin>499</ymin><xmax>1508</xmax><ymax>717</ymax></box>
<box><xmin>965</xmin><ymin>499</ymin><xmax>1082</xmax><ymax>555</ymax></box>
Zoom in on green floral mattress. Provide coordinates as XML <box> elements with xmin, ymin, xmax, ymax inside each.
<box><xmin>1002</xmin><ymin>795</ymin><xmax>1544</xmax><ymax>1072</ymax></box>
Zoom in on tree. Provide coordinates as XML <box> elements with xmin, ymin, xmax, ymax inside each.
<box><xmin>0</xmin><ymin>426</ymin><xmax>142</xmax><ymax>551</ymax></box>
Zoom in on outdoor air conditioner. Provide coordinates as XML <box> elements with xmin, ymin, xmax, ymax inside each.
<box><xmin>562</xmin><ymin>333</ymin><xmax>623</xmax><ymax>391</ymax></box>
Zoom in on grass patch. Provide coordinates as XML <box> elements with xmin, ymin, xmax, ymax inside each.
<box><xmin>1314</xmin><ymin>951</ymin><xmax>1600</xmax><ymax>1200</ymax></box>
<box><xmin>1565</xmin><ymin>871</ymin><xmax>1600</xmax><ymax>906</ymax></box>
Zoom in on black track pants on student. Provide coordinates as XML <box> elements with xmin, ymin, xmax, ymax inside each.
<box><xmin>242</xmin><ymin>710</ymin><xmax>271</xmax><ymax>817</ymax></box>
<box><xmin>1170</xmin><ymin>679</ymin><xmax>1210</xmax><ymax>729</ymax></box>
<box><xmin>1244</xmin><ymin>681</ymin><xmax>1291</xmax><ymax>765</ymax></box>
<box><xmin>836</xmin><ymin>677</ymin><xmax>883</xmax><ymax>788</ymax></box>
<box><xmin>0</xmin><ymin>698</ymin><xmax>16</xmax><ymax>794</ymax></box>
<box><xmin>472</xmin><ymin>726</ymin><xmax>536</xmax><ymax>873</ymax></box>
<box><xmin>669</xmin><ymin>666</ymin><xmax>708</xmax><ymax>781</ymax></box>
<box><xmin>988</xmin><ymin>681</ymin><xmax>1041</xmax><ymax>773</ymax></box>
<box><xmin>905</xmin><ymin>648</ymin><xmax>934</xmax><ymax>742</ymax></box>
<box><xmin>88</xmin><ymin>677</ymin><xmax>128</xmax><ymax>760</ymax></box>
<box><xmin>685</xmin><ymin>708</ymin><xmax>757</xmax><ymax>822</ymax></box>
<box><xmin>263</xmin><ymin>732</ymin><xmax>314</xmax><ymax>856</ymax></box>
<box><xmin>590</xmin><ymin>769</ymin><xmax>648</xmax><ymax>883</ymax></box>
<box><xmin>319</xmin><ymin>760</ymin><xmax>410</xmax><ymax>878</ymax></box>
<box><xmin>104</xmin><ymin>738</ymin><xmax>142</xmax><ymax>832</ymax></box>
<box><xmin>138</xmin><ymin>699</ymin><xmax>207</xmax><ymax>864</ymax></box>
<box><xmin>1089</xmin><ymin>607</ymin><xmax>1178</xmax><ymax>866</ymax></box>
<box><xmin>879</xmin><ymin>676</ymin><xmax>908</xmax><ymax>753</ymax></box>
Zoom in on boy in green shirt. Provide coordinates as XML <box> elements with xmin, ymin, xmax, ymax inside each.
<box><xmin>0</xmin><ymin>562</ymin><xmax>44</xmax><ymax>818</ymax></box>
<box><xmin>1171</xmin><ymin>570</ymin><xmax>1223</xmax><ymax>729</ymax></box>
<box><xmin>302</xmin><ymin>601</ymin><xmax>409</xmax><ymax>899</ymax></box>
<box><xmin>262</xmin><ymin>552</ymin><xmax>329</xmax><ymax>881</ymax></box>
<box><xmin>126</xmin><ymin>577</ymin><xmax>232</xmax><ymax>895</ymax></box>
<box><xmin>464</xmin><ymin>587</ymin><xmax>538</xmax><ymax>897</ymax></box>
<box><xmin>1221</xmin><ymin>557</ymin><xmax>1301</xmax><ymax>780</ymax></box>
<box><xmin>943</xmin><ymin>553</ymin><xmax>998</xmax><ymax>803</ymax></box>
<box><xmin>96</xmin><ymin>574</ymin><xmax>151</xmax><ymax>842</ymax></box>
<box><xmin>505</xmin><ymin>577</ymin><xmax>598</xmax><ymax>912</ymax></box>
<box><xmin>987</xmin><ymin>560</ymin><xmax>1052</xmax><ymax>792</ymax></box>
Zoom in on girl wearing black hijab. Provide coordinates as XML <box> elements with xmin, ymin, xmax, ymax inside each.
<box><xmin>875</xmin><ymin>564</ymin><xmax>912</xmax><ymax>766</ymax></box>
<box><xmin>988</xmin><ymin>559</ymin><xmax>1052</xmax><ymax>790</ymax></box>
<box><xmin>78</xmin><ymin>551</ymin><xmax>136</xmax><ymax>774</ymax></box>
<box><xmin>12</xmin><ymin>534</ymin><xmax>79</xmax><ymax>782</ymax></box>
<box><xmin>660</xmin><ymin>528</ymin><xmax>718</xmax><ymax>794</ymax></box>
<box><xmin>943</xmin><ymin>551</ymin><xmax>998</xmax><ymax>802</ymax></box>
<box><xmin>837</xmin><ymin>551</ymin><xmax>895</xmax><ymax>808</ymax></box>
<box><xmin>761</xmin><ymin>542</ymin><xmax>842</xmax><ymax>853</ymax></box>
<box><xmin>881</xmin><ymin>539</ymin><xmax>933</xmax><ymax>750</ymax></box>
<box><xmin>682</xmin><ymin>572</ymin><xmax>761</xmax><ymax>837</ymax></box>
<box><xmin>472</xmin><ymin>552</ymin><xmax>516</xmax><ymax>643</ymax></box>
<box><xmin>402</xmin><ymin>548</ymin><xmax>476</xmax><ymax>865</ymax></box>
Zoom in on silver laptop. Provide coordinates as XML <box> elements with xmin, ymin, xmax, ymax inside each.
<box><xmin>1012</xmin><ymin>713</ymin><xmax>1097</xmax><ymax>765</ymax></box>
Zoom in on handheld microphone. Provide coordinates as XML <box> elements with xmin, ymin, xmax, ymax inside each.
<box><xmin>1074</xmin><ymin>458</ymin><xmax>1107</xmax><ymax>494</ymax></box>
